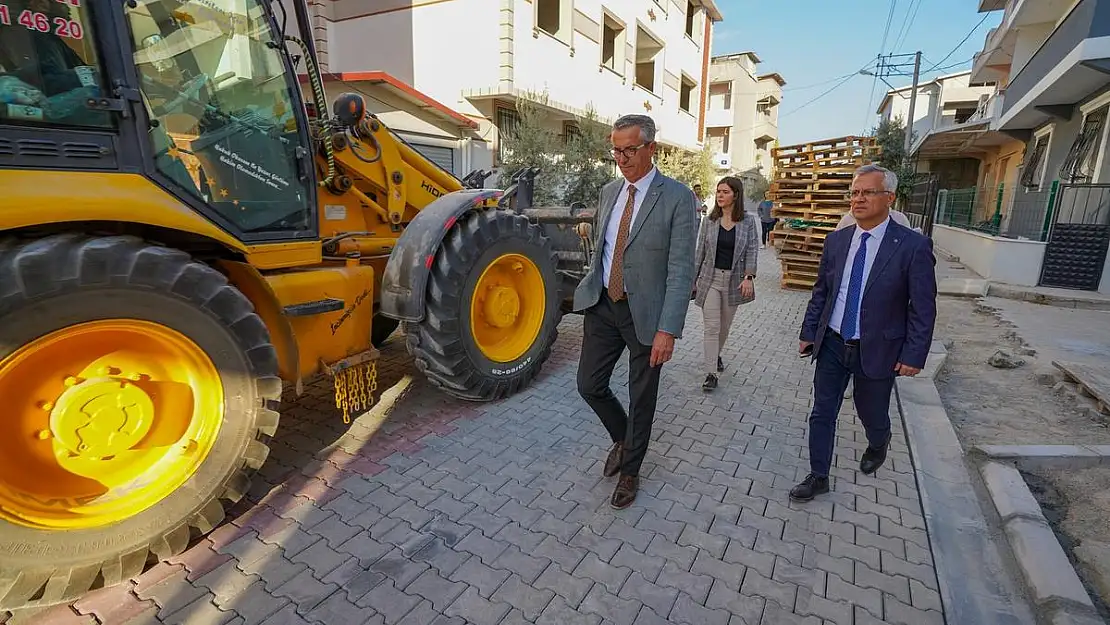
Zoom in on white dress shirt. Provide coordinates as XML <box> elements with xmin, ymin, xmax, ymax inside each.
<box><xmin>828</xmin><ymin>216</ymin><xmax>891</xmax><ymax>339</ymax></box>
<box><xmin>602</xmin><ymin>166</ymin><xmax>658</xmax><ymax>286</ymax></box>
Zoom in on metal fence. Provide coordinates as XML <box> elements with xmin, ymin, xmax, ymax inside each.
<box><xmin>902</xmin><ymin>176</ymin><xmax>938</xmax><ymax>235</ymax></box>
<box><xmin>934</xmin><ymin>181</ymin><xmax>1058</xmax><ymax>242</ymax></box>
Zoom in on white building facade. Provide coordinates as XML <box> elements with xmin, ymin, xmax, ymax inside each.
<box><xmin>704</xmin><ymin>52</ymin><xmax>784</xmax><ymax>178</ymax></box>
<box><xmin>299</xmin><ymin>0</ymin><xmax>723</xmax><ymax>168</ymax></box>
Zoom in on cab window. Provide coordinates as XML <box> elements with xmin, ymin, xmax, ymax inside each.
<box><xmin>0</xmin><ymin>0</ymin><xmax>112</xmax><ymax>127</ymax></box>
<box><xmin>125</xmin><ymin>0</ymin><xmax>313</xmax><ymax>235</ymax></box>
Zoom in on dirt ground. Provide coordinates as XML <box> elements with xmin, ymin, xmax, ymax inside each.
<box><xmin>933</xmin><ymin>295</ymin><xmax>1110</xmax><ymax>618</ymax></box>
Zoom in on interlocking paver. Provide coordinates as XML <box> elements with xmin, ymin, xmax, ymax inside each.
<box><xmin>48</xmin><ymin>249</ymin><xmax>948</xmax><ymax>625</ymax></box>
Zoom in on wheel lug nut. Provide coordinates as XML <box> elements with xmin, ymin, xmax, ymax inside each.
<box><xmin>98</xmin><ymin>366</ymin><xmax>120</xmax><ymax>376</ymax></box>
<box><xmin>38</xmin><ymin>401</ymin><xmax>54</xmax><ymax>411</ymax></box>
<box><xmin>36</xmin><ymin>430</ymin><xmax>51</xmax><ymax>440</ymax></box>
<box><xmin>64</xmin><ymin>376</ymin><xmax>82</xmax><ymax>387</ymax></box>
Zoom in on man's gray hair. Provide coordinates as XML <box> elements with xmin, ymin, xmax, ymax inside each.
<box><xmin>854</xmin><ymin>164</ymin><xmax>898</xmax><ymax>193</ymax></box>
<box><xmin>612</xmin><ymin>114</ymin><xmax>657</xmax><ymax>143</ymax></box>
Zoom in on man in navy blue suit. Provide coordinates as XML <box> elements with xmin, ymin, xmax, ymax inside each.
<box><xmin>791</xmin><ymin>164</ymin><xmax>937</xmax><ymax>502</ymax></box>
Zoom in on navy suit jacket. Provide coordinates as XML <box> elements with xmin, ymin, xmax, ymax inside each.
<box><xmin>800</xmin><ymin>219</ymin><xmax>938</xmax><ymax>379</ymax></box>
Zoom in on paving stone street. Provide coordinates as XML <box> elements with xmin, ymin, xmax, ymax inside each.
<box><xmin>18</xmin><ymin>248</ymin><xmax>946</xmax><ymax>625</ymax></box>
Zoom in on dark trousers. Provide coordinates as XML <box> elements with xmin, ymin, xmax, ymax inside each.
<box><xmin>761</xmin><ymin>219</ymin><xmax>776</xmax><ymax>245</ymax></box>
<box><xmin>577</xmin><ymin>293</ymin><xmax>661</xmax><ymax>477</ymax></box>
<box><xmin>808</xmin><ymin>329</ymin><xmax>894</xmax><ymax>477</ymax></box>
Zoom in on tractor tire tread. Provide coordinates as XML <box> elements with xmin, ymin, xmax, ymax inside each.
<box><xmin>0</xmin><ymin>233</ymin><xmax>280</xmax><ymax>612</ymax></box>
<box><xmin>406</xmin><ymin>209</ymin><xmax>561</xmax><ymax>402</ymax></box>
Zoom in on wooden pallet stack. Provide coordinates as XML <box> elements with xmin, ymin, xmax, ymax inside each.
<box><xmin>768</xmin><ymin>135</ymin><xmax>881</xmax><ymax>290</ymax></box>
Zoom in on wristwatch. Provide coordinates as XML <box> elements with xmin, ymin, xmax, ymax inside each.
<box><xmin>743</xmin><ymin>275</ymin><xmax>755</xmax><ymax>281</ymax></box>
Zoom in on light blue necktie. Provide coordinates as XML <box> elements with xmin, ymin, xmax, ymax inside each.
<box><xmin>841</xmin><ymin>232</ymin><xmax>871</xmax><ymax>340</ymax></box>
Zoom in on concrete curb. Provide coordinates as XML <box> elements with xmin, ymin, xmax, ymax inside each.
<box><xmin>986</xmin><ymin>283</ymin><xmax>1110</xmax><ymax>312</ymax></box>
<box><xmin>895</xmin><ymin>341</ymin><xmax>1037</xmax><ymax>625</ymax></box>
<box><xmin>976</xmin><ymin>455</ymin><xmax>1105</xmax><ymax>625</ymax></box>
<box><xmin>938</xmin><ymin>277</ymin><xmax>990</xmax><ymax>298</ymax></box>
<box><xmin>933</xmin><ymin>248</ymin><xmax>1110</xmax><ymax>311</ymax></box>
<box><xmin>973</xmin><ymin>444</ymin><xmax>1110</xmax><ymax>468</ymax></box>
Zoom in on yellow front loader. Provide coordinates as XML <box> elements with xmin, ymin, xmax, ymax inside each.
<box><xmin>0</xmin><ymin>0</ymin><xmax>592</xmax><ymax>610</ymax></box>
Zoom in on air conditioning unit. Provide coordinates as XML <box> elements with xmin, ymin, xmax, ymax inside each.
<box><xmin>714</xmin><ymin>153</ymin><xmax>731</xmax><ymax>169</ymax></box>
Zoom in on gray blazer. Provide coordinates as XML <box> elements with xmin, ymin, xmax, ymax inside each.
<box><xmin>693</xmin><ymin>215</ymin><xmax>759</xmax><ymax>308</ymax></box>
<box><xmin>572</xmin><ymin>170</ymin><xmax>698</xmax><ymax>345</ymax></box>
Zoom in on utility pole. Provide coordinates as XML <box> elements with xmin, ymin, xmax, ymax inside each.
<box><xmin>902</xmin><ymin>51</ymin><xmax>922</xmax><ymax>163</ymax></box>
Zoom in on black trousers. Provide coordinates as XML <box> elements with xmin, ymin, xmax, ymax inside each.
<box><xmin>577</xmin><ymin>292</ymin><xmax>661</xmax><ymax>477</ymax></box>
<box><xmin>761</xmin><ymin>219</ymin><xmax>777</xmax><ymax>245</ymax></box>
<box><xmin>807</xmin><ymin>329</ymin><xmax>894</xmax><ymax>477</ymax></box>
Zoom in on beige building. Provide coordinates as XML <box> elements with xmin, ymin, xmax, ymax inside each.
<box><xmin>704</xmin><ymin>52</ymin><xmax>785</xmax><ymax>179</ymax></box>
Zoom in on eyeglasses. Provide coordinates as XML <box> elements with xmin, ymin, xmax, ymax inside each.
<box><xmin>610</xmin><ymin>144</ymin><xmax>647</xmax><ymax>160</ymax></box>
<box><xmin>845</xmin><ymin>189</ymin><xmax>890</xmax><ymax>200</ymax></box>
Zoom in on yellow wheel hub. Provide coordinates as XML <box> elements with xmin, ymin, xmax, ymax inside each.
<box><xmin>469</xmin><ymin>253</ymin><xmax>546</xmax><ymax>363</ymax></box>
<box><xmin>0</xmin><ymin>320</ymin><xmax>224</xmax><ymax>530</ymax></box>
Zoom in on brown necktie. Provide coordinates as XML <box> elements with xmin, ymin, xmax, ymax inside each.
<box><xmin>607</xmin><ymin>185</ymin><xmax>637</xmax><ymax>301</ymax></box>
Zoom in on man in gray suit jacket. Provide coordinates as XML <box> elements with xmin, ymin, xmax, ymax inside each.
<box><xmin>573</xmin><ymin>114</ymin><xmax>698</xmax><ymax>509</ymax></box>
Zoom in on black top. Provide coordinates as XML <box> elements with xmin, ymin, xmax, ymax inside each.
<box><xmin>714</xmin><ymin>224</ymin><xmax>736</xmax><ymax>269</ymax></box>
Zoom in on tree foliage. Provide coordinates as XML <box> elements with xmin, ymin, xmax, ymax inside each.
<box><xmin>745</xmin><ymin>171</ymin><xmax>770</xmax><ymax>200</ymax></box>
<box><xmin>496</xmin><ymin>91</ymin><xmax>563</xmax><ymax>206</ymax></box>
<box><xmin>496</xmin><ymin>92</ymin><xmax>616</xmax><ymax>207</ymax></box>
<box><xmin>655</xmin><ymin>142</ymin><xmax>713</xmax><ymax>194</ymax></box>
<box><xmin>562</xmin><ymin>106</ymin><xmax>615</xmax><ymax>207</ymax></box>
<box><xmin>871</xmin><ymin>116</ymin><xmax>918</xmax><ymax>202</ymax></box>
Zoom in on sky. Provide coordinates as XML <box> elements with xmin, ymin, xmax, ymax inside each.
<box><xmin>711</xmin><ymin>0</ymin><xmax>1005</xmax><ymax>146</ymax></box>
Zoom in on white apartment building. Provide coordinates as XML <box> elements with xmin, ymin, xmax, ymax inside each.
<box><xmin>876</xmin><ymin>70</ymin><xmax>999</xmax><ymax>189</ymax></box>
<box><xmin>704</xmin><ymin>52</ymin><xmax>785</xmax><ymax>178</ymax></box>
<box><xmin>876</xmin><ymin>71</ymin><xmax>997</xmax><ymax>152</ymax></box>
<box><xmin>299</xmin><ymin>0</ymin><xmax>724</xmax><ymax>175</ymax></box>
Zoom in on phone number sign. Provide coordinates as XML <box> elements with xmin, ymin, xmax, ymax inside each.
<box><xmin>0</xmin><ymin>0</ymin><xmax>85</xmax><ymax>40</ymax></box>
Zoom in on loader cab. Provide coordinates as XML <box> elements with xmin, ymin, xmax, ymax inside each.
<box><xmin>0</xmin><ymin>0</ymin><xmax>317</xmax><ymax>241</ymax></box>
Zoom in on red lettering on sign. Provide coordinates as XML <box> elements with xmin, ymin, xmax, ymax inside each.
<box><xmin>18</xmin><ymin>9</ymin><xmax>50</xmax><ymax>32</ymax></box>
<box><xmin>53</xmin><ymin>16</ymin><xmax>81</xmax><ymax>38</ymax></box>
<box><xmin>2</xmin><ymin>7</ymin><xmax>83</xmax><ymax>39</ymax></box>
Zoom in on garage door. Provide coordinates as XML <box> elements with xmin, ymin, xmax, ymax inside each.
<box><xmin>410</xmin><ymin>143</ymin><xmax>455</xmax><ymax>175</ymax></box>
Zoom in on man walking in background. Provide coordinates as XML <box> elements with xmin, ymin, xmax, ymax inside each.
<box><xmin>758</xmin><ymin>195</ymin><xmax>776</xmax><ymax>248</ymax></box>
<box><xmin>574</xmin><ymin>114</ymin><xmax>698</xmax><ymax>510</ymax></box>
<box><xmin>791</xmin><ymin>164</ymin><xmax>937</xmax><ymax>502</ymax></box>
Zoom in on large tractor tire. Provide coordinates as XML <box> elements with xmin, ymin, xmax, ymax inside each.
<box><xmin>405</xmin><ymin>209</ymin><xmax>562</xmax><ymax>401</ymax></box>
<box><xmin>0</xmin><ymin>234</ymin><xmax>280</xmax><ymax>610</ymax></box>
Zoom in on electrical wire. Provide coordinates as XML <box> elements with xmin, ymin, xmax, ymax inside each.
<box><xmin>780</xmin><ymin>67</ymin><xmax>866</xmax><ymax>119</ymax></box>
<box><xmin>879</xmin><ymin>0</ymin><xmax>899</xmax><ymax>54</ymax></box>
<box><xmin>892</xmin><ymin>0</ymin><xmax>924</xmax><ymax>52</ymax></box>
<box><xmin>863</xmin><ymin>56</ymin><xmax>881</xmax><ymax>132</ymax></box>
<box><xmin>923</xmin><ymin>13</ymin><xmax>991</xmax><ymax>73</ymax></box>
<box><xmin>784</xmin><ymin>64</ymin><xmax>876</xmax><ymax>92</ymax></box>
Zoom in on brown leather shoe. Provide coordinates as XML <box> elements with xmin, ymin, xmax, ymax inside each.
<box><xmin>603</xmin><ymin>442</ymin><xmax>623</xmax><ymax>478</ymax></box>
<box><xmin>610</xmin><ymin>474</ymin><xmax>639</xmax><ymax>509</ymax></box>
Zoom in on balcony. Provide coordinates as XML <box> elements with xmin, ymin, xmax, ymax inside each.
<box><xmin>999</xmin><ymin>0</ymin><xmax>1110</xmax><ymax>130</ymax></box>
<box><xmin>971</xmin><ymin>27</ymin><xmax>1015</xmax><ymax>83</ymax></box>
<box><xmin>972</xmin><ymin>0</ymin><xmax>1076</xmax><ymax>82</ymax></box>
<box><xmin>979</xmin><ymin>0</ymin><xmax>1006</xmax><ymax>10</ymax></box>
<box><xmin>704</xmin><ymin>108</ymin><xmax>733</xmax><ymax>128</ymax></box>
<box><xmin>912</xmin><ymin>92</ymin><xmax>1011</xmax><ymax>161</ymax></box>
<box><xmin>969</xmin><ymin>92</ymin><xmax>1003</xmax><ymax>124</ymax></box>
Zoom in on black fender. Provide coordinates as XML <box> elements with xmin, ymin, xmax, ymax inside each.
<box><xmin>379</xmin><ymin>189</ymin><xmax>503</xmax><ymax>323</ymax></box>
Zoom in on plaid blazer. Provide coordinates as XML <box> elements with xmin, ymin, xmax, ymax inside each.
<box><xmin>693</xmin><ymin>215</ymin><xmax>759</xmax><ymax>308</ymax></box>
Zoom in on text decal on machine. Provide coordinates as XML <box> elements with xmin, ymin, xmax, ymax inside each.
<box><xmin>0</xmin><ymin>0</ymin><xmax>85</xmax><ymax>40</ymax></box>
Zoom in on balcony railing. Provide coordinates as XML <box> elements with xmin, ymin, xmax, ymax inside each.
<box><xmin>969</xmin><ymin>92</ymin><xmax>1001</xmax><ymax>124</ymax></box>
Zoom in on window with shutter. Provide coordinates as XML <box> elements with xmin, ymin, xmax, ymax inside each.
<box><xmin>1060</xmin><ymin>107</ymin><xmax>1107</xmax><ymax>182</ymax></box>
<box><xmin>1020</xmin><ymin>134</ymin><xmax>1049</xmax><ymax>189</ymax></box>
